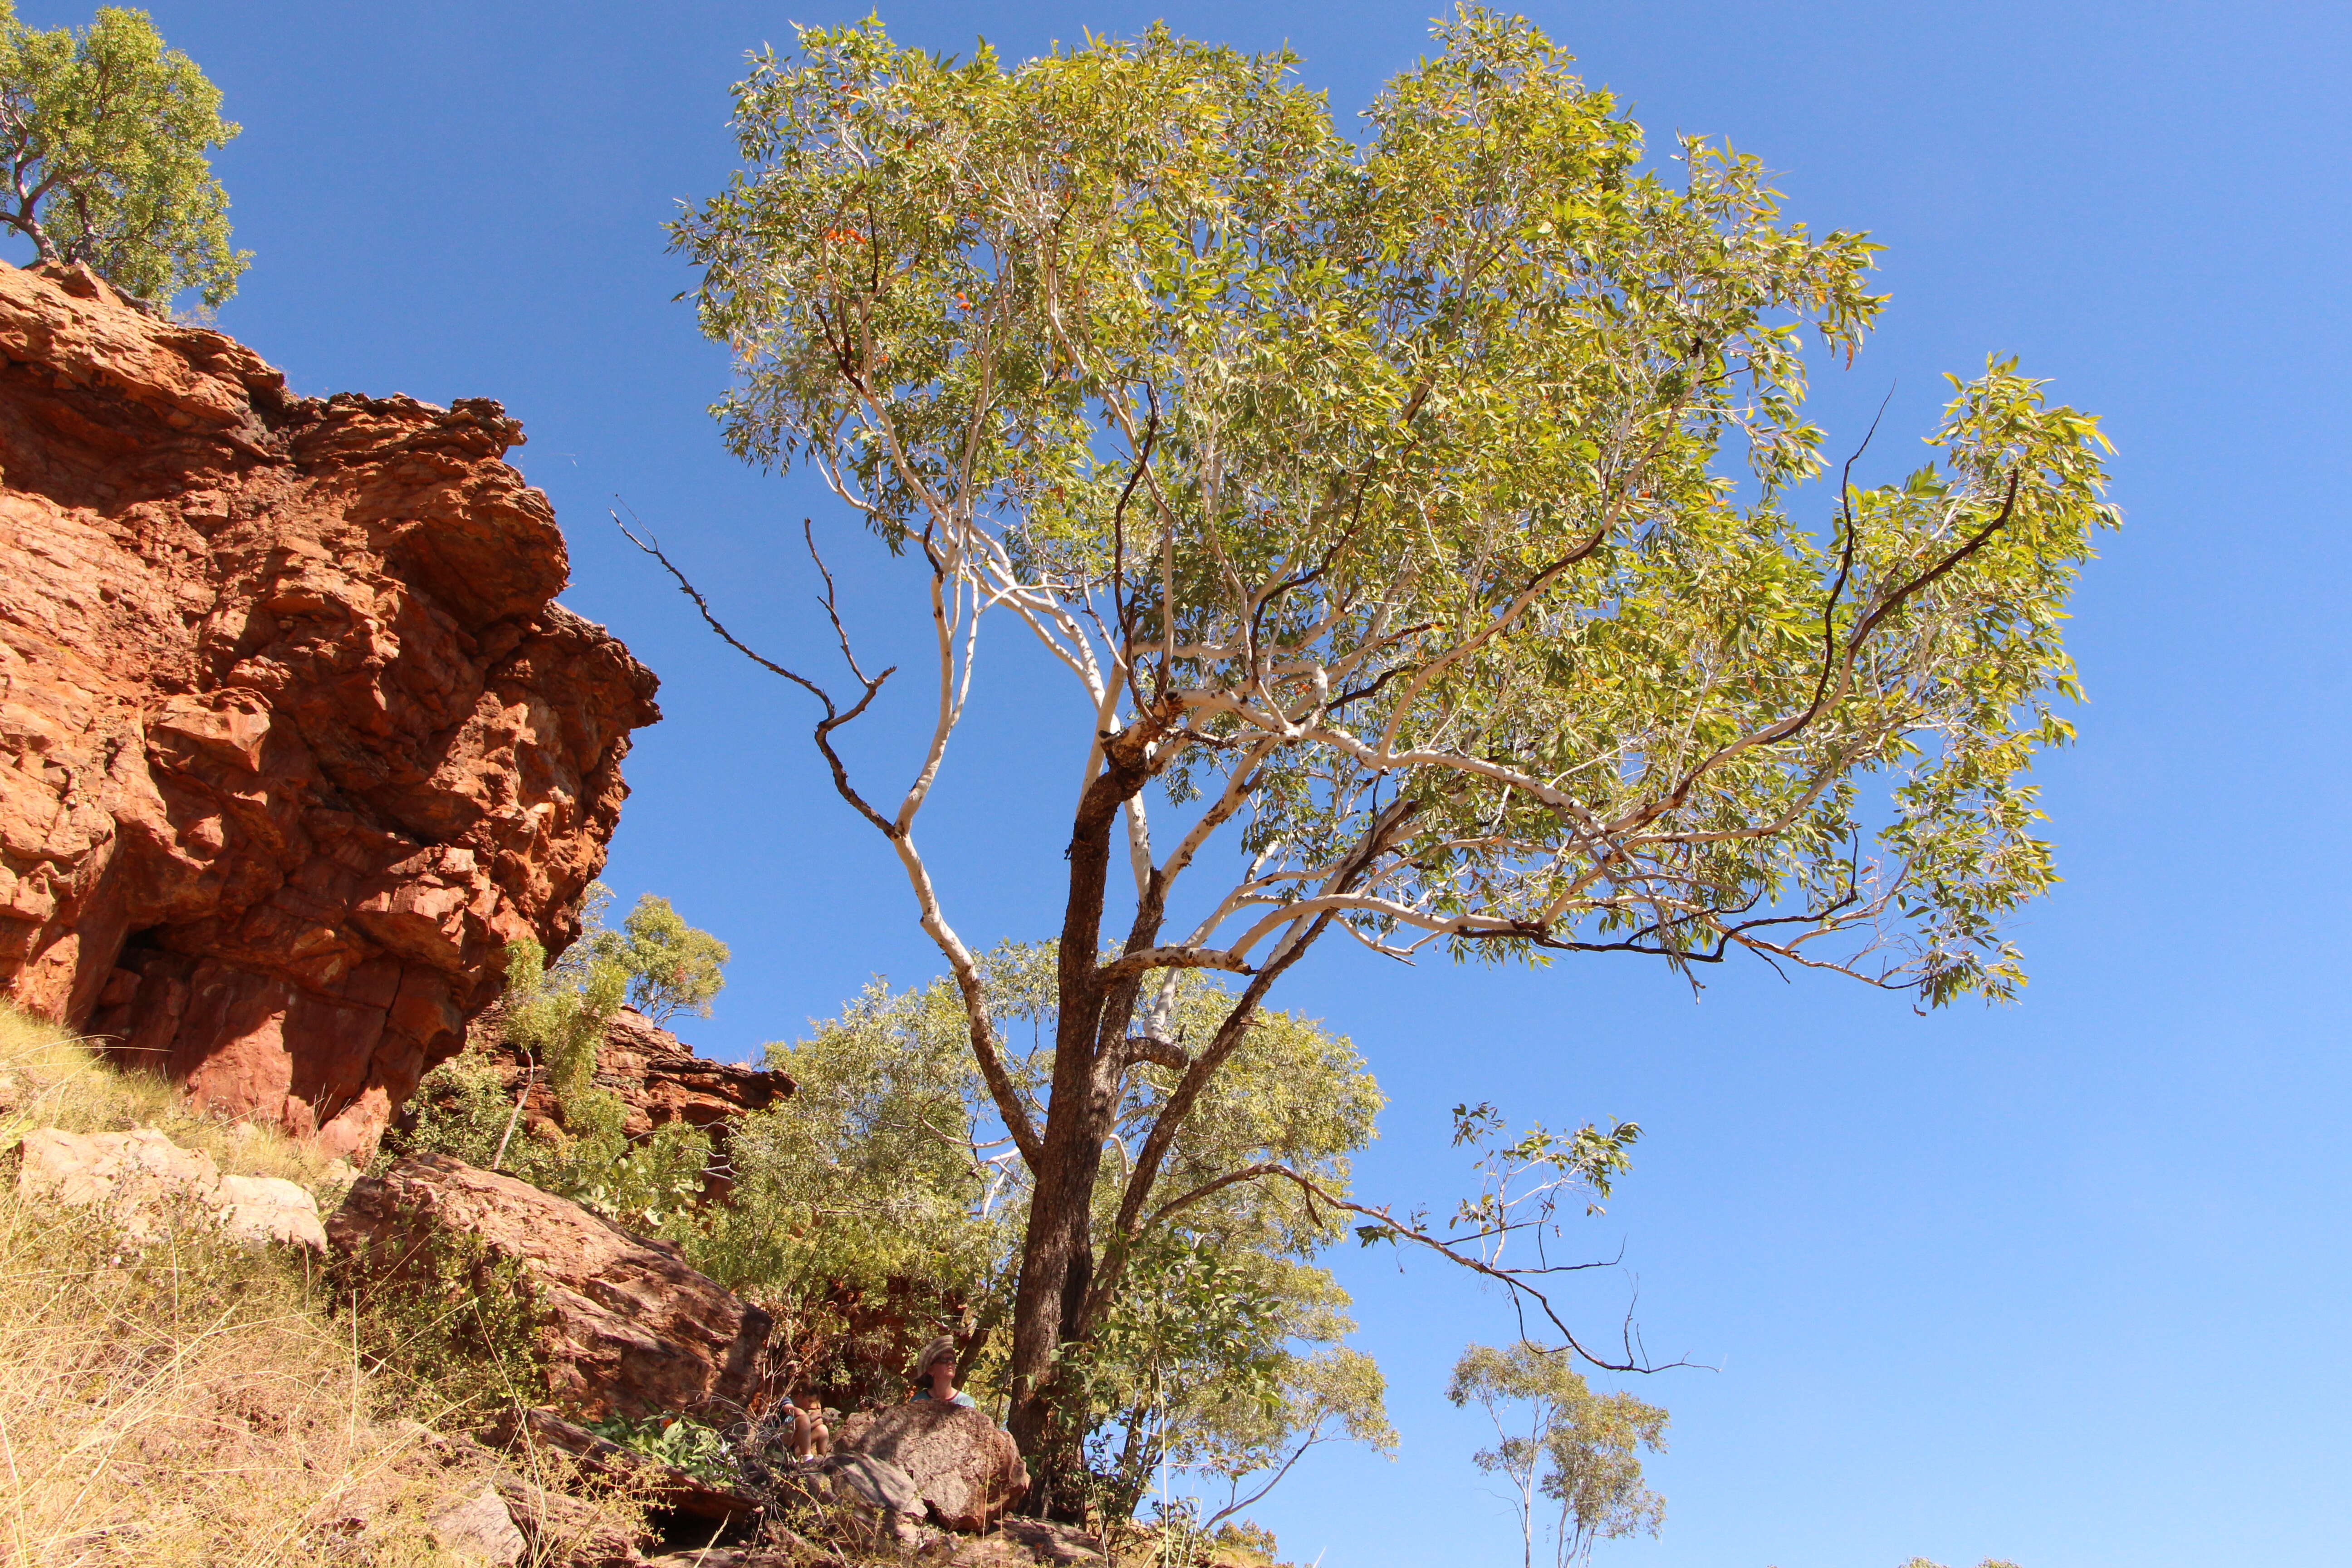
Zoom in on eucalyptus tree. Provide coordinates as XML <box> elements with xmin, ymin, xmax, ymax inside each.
<box><xmin>590</xmin><ymin>892</ymin><xmax>732</xmax><ymax>1024</ymax></box>
<box><xmin>662</xmin><ymin>8</ymin><xmax>2116</xmax><ymax>1464</ymax></box>
<box><xmin>0</xmin><ymin>3</ymin><xmax>246</xmax><ymax>306</ymax></box>
<box><xmin>1448</xmin><ymin>1340</ymin><xmax>1668</xmax><ymax>1568</ymax></box>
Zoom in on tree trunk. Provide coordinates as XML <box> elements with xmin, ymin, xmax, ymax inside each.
<box><xmin>1003</xmin><ymin>744</ymin><xmax>1154</xmax><ymax>1500</ymax></box>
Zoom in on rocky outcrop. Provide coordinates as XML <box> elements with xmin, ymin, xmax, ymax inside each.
<box><xmin>12</xmin><ymin>1124</ymin><xmax>326</xmax><ymax>1248</ymax></box>
<box><xmin>837</xmin><ymin>1402</ymin><xmax>1029</xmax><ymax>1532</ymax></box>
<box><xmin>329</xmin><ymin>1152</ymin><xmax>772</xmax><ymax>1422</ymax></box>
<box><xmin>416</xmin><ymin>1006</ymin><xmax>790</xmax><ymax>1203</ymax></box>
<box><xmin>0</xmin><ymin>260</ymin><xmax>658</xmax><ymax>1157</ymax></box>
<box><xmin>437</xmin><ymin>1004</ymin><xmax>793</xmax><ymax>1193</ymax></box>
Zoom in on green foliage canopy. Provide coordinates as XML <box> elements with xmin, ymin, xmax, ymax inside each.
<box><xmin>590</xmin><ymin>893</ymin><xmax>732</xmax><ymax>1024</ymax></box>
<box><xmin>673</xmin><ymin>6</ymin><xmax>2114</xmax><ymax>1006</ymax></box>
<box><xmin>0</xmin><ymin>3</ymin><xmax>246</xmax><ymax>305</ymax></box>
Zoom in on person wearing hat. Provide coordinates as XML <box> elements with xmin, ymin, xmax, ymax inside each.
<box><xmin>910</xmin><ymin>1336</ymin><xmax>978</xmax><ymax>1410</ymax></box>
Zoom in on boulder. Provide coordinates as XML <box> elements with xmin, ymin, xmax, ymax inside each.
<box><xmin>489</xmin><ymin>1471</ymin><xmax>656</xmax><ymax>1568</ymax></box>
<box><xmin>330</xmin><ymin>1153</ymin><xmax>771</xmax><ymax>1421</ymax></box>
<box><xmin>212</xmin><ymin>1169</ymin><xmax>328</xmax><ymax>1248</ymax></box>
<box><xmin>767</xmin><ymin>1449</ymin><xmax>937</xmax><ymax>1550</ymax></box>
<box><xmin>0</xmin><ymin>260</ymin><xmax>660</xmax><ymax>1160</ymax></box>
<box><xmin>943</xmin><ymin>1521</ymin><xmax>1107</xmax><ymax>1566</ymax></box>
<box><xmin>13</xmin><ymin>1124</ymin><xmax>326</xmax><ymax>1248</ymax></box>
<box><xmin>836</xmin><ymin>1401</ymin><xmax>1029</xmax><ymax>1532</ymax></box>
<box><xmin>427</xmin><ymin>1488</ymin><xmax>527</xmax><ymax>1565</ymax></box>
<box><xmin>805</xmin><ymin>1449</ymin><xmax>924</xmax><ymax>1516</ymax></box>
<box><xmin>991</xmin><ymin>1519</ymin><xmax>1107</xmax><ymax>1564</ymax></box>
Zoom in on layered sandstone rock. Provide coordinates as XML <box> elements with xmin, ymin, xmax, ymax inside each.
<box><xmin>331</xmin><ymin>1153</ymin><xmax>774</xmax><ymax>1423</ymax></box>
<box><xmin>0</xmin><ymin>260</ymin><xmax>658</xmax><ymax>1156</ymax></box>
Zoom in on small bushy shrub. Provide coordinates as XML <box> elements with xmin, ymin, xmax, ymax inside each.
<box><xmin>327</xmin><ymin>1224</ymin><xmax>549</xmax><ymax>1424</ymax></box>
<box><xmin>395</xmin><ymin>890</ymin><xmax>720</xmax><ymax>1235</ymax></box>
<box><xmin>587</xmin><ymin>1411</ymin><xmax>738</xmax><ymax>1485</ymax></box>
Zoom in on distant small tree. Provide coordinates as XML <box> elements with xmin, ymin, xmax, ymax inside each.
<box><xmin>1448</xmin><ymin>1340</ymin><xmax>1667</xmax><ymax>1568</ymax></box>
<box><xmin>1898</xmin><ymin>1559</ymin><xmax>2023</xmax><ymax>1568</ymax></box>
<box><xmin>0</xmin><ymin>4</ymin><xmax>247</xmax><ymax>306</ymax></box>
<box><xmin>590</xmin><ymin>892</ymin><xmax>732</xmax><ymax>1024</ymax></box>
<box><xmin>398</xmin><ymin>889</ymin><xmax>727</xmax><ymax>1230</ymax></box>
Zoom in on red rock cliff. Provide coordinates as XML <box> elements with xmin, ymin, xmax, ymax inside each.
<box><xmin>0</xmin><ymin>262</ymin><xmax>658</xmax><ymax>1158</ymax></box>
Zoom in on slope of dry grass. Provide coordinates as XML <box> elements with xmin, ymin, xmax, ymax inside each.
<box><xmin>0</xmin><ymin>1008</ymin><xmax>345</xmax><ymax>1192</ymax></box>
<box><xmin>0</xmin><ymin>1004</ymin><xmax>636</xmax><ymax>1566</ymax></box>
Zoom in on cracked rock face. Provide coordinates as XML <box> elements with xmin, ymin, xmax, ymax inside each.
<box><xmin>0</xmin><ymin>261</ymin><xmax>658</xmax><ymax>1158</ymax></box>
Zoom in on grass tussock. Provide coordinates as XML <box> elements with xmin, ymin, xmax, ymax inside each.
<box><xmin>0</xmin><ymin>1004</ymin><xmax>642</xmax><ymax>1566</ymax></box>
<box><xmin>0</xmin><ymin>1008</ymin><xmax>348</xmax><ymax>1195</ymax></box>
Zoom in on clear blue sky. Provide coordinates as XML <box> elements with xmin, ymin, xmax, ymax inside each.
<box><xmin>33</xmin><ymin>3</ymin><xmax>2349</xmax><ymax>1563</ymax></box>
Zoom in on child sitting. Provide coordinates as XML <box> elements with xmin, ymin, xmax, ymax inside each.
<box><xmin>786</xmin><ymin>1388</ymin><xmax>832</xmax><ymax>1459</ymax></box>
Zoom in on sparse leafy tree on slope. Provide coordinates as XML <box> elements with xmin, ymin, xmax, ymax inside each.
<box><xmin>0</xmin><ymin>3</ymin><xmax>246</xmax><ymax>305</ymax></box>
<box><xmin>661</xmin><ymin>7</ymin><xmax>2117</xmax><ymax>1467</ymax></box>
<box><xmin>1448</xmin><ymin>1340</ymin><xmax>1666</xmax><ymax>1568</ymax></box>
<box><xmin>707</xmin><ymin>942</ymin><xmax>1393</xmax><ymax>1520</ymax></box>
<box><xmin>591</xmin><ymin>892</ymin><xmax>732</xmax><ymax>1024</ymax></box>
<box><xmin>400</xmin><ymin>890</ymin><xmax>724</xmax><ymax>1231</ymax></box>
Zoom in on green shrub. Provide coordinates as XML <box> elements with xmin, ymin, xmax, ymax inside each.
<box><xmin>394</xmin><ymin>891</ymin><xmax>721</xmax><ymax>1235</ymax></box>
<box><xmin>586</xmin><ymin>1411</ymin><xmax>738</xmax><ymax>1485</ymax></box>
<box><xmin>328</xmin><ymin>1225</ymin><xmax>549</xmax><ymax>1424</ymax></box>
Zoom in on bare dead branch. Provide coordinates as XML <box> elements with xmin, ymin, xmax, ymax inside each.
<box><xmin>613</xmin><ymin>505</ymin><xmax>900</xmax><ymax>838</ymax></box>
<box><xmin>1169</xmin><ymin>1162</ymin><xmax>1684</xmax><ymax>1376</ymax></box>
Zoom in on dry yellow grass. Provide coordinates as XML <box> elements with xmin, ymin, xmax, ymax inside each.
<box><xmin>0</xmin><ymin>1008</ymin><xmax>345</xmax><ymax>1195</ymax></box>
<box><xmin>0</xmin><ymin>1005</ymin><xmax>642</xmax><ymax>1566</ymax></box>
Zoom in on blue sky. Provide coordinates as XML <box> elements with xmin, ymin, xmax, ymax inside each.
<box><xmin>29</xmin><ymin>3</ymin><xmax>2350</xmax><ymax>1563</ymax></box>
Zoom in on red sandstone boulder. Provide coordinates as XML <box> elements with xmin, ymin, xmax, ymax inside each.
<box><xmin>836</xmin><ymin>1401</ymin><xmax>1029</xmax><ymax>1533</ymax></box>
<box><xmin>329</xmin><ymin>1152</ymin><xmax>769</xmax><ymax>1421</ymax></box>
<box><xmin>0</xmin><ymin>261</ymin><xmax>658</xmax><ymax>1157</ymax></box>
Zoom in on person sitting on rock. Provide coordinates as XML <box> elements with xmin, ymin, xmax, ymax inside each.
<box><xmin>787</xmin><ymin>1387</ymin><xmax>832</xmax><ymax>1459</ymax></box>
<box><xmin>909</xmin><ymin>1336</ymin><xmax>977</xmax><ymax>1409</ymax></box>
